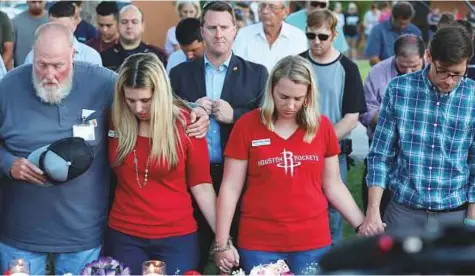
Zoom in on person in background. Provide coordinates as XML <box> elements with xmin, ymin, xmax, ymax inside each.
<box><xmin>12</xmin><ymin>0</ymin><xmax>48</xmax><ymax>66</ymax></box>
<box><xmin>235</xmin><ymin>2</ymin><xmax>254</xmax><ymax>26</ymax></box>
<box><xmin>233</xmin><ymin>0</ymin><xmax>308</xmax><ymax>72</ymax></box>
<box><xmin>169</xmin><ymin>2</ymin><xmax>268</xmax><ymax>271</ymax></box>
<box><xmin>165</xmin><ymin>0</ymin><xmax>201</xmax><ymax>56</ymax></box>
<box><xmin>363</xmin><ymin>2</ymin><xmax>380</xmax><ymax>41</ymax></box>
<box><xmin>166</xmin><ymin>18</ymin><xmax>204</xmax><ymax>74</ymax></box>
<box><xmin>359</xmin><ymin>34</ymin><xmax>425</xmax><ymax>216</ymax></box>
<box><xmin>286</xmin><ymin>0</ymin><xmax>349</xmax><ymax>54</ymax></box>
<box><xmin>101</xmin><ymin>5</ymin><xmax>167</xmax><ymax>71</ymax></box>
<box><xmin>343</xmin><ymin>2</ymin><xmax>359</xmax><ymax>59</ymax></box>
<box><xmin>86</xmin><ymin>1</ymin><xmax>120</xmax><ymax>53</ymax></box>
<box><xmin>453</xmin><ymin>20</ymin><xmax>475</xmax><ymax>81</ymax></box>
<box><xmin>24</xmin><ymin>1</ymin><xmax>102</xmax><ymax>66</ymax></box>
<box><xmin>105</xmin><ymin>53</ymin><xmax>216</xmax><ymax>275</ymax></box>
<box><xmin>235</xmin><ymin>9</ymin><xmax>246</xmax><ymax>30</ymax></box>
<box><xmin>437</xmin><ymin>12</ymin><xmax>456</xmax><ymax>29</ymax></box>
<box><xmin>214</xmin><ymin>55</ymin><xmax>365</xmax><ymax>274</ymax></box>
<box><xmin>72</xmin><ymin>1</ymin><xmax>99</xmax><ymax>43</ymax></box>
<box><xmin>364</xmin><ymin>1</ymin><xmax>421</xmax><ymax>66</ymax></box>
<box><xmin>333</xmin><ymin>2</ymin><xmax>344</xmax><ymax>30</ymax></box>
<box><xmin>361</xmin><ymin>26</ymin><xmax>475</xmax><ymax>236</ymax></box>
<box><xmin>0</xmin><ymin>10</ymin><xmax>13</xmax><ymax>70</ymax></box>
<box><xmin>378</xmin><ymin>1</ymin><xmax>391</xmax><ymax>23</ymax></box>
<box><xmin>427</xmin><ymin>7</ymin><xmax>440</xmax><ymax>39</ymax></box>
<box><xmin>299</xmin><ymin>9</ymin><xmax>366</xmax><ymax>246</ymax></box>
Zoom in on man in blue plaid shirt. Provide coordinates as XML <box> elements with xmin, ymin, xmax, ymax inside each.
<box><xmin>359</xmin><ymin>26</ymin><xmax>475</xmax><ymax>236</ymax></box>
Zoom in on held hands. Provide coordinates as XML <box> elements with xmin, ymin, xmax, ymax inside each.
<box><xmin>357</xmin><ymin>209</ymin><xmax>387</xmax><ymax>236</ymax></box>
<box><xmin>10</xmin><ymin>157</ymin><xmax>46</xmax><ymax>185</ymax></box>
<box><xmin>213</xmin><ymin>239</ymin><xmax>240</xmax><ymax>274</ymax></box>
<box><xmin>196</xmin><ymin>97</ymin><xmax>234</xmax><ymax>124</ymax></box>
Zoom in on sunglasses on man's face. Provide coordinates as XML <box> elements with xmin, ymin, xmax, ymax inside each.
<box><xmin>310</xmin><ymin>2</ymin><xmax>327</xmax><ymax>9</ymax></box>
<box><xmin>305</xmin><ymin>32</ymin><xmax>330</xmax><ymax>41</ymax></box>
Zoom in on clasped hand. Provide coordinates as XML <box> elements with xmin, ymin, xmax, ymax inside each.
<box><xmin>196</xmin><ymin>97</ymin><xmax>233</xmax><ymax>124</ymax></box>
<box><xmin>214</xmin><ymin>243</ymin><xmax>240</xmax><ymax>274</ymax></box>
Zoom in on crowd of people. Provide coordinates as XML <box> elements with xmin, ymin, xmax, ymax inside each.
<box><xmin>0</xmin><ymin>0</ymin><xmax>475</xmax><ymax>275</ymax></box>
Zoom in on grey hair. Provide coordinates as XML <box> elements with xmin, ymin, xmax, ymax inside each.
<box><xmin>34</xmin><ymin>22</ymin><xmax>74</xmax><ymax>48</ymax></box>
<box><xmin>119</xmin><ymin>4</ymin><xmax>144</xmax><ymax>22</ymax></box>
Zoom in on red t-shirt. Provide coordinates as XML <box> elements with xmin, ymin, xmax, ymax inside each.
<box><xmin>108</xmin><ymin>112</ymin><xmax>211</xmax><ymax>239</ymax></box>
<box><xmin>225</xmin><ymin>109</ymin><xmax>341</xmax><ymax>251</ymax></box>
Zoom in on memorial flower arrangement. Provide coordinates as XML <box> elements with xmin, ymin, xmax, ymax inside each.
<box><xmin>232</xmin><ymin>260</ymin><xmax>294</xmax><ymax>276</ymax></box>
<box><xmin>80</xmin><ymin>257</ymin><xmax>131</xmax><ymax>276</ymax></box>
<box><xmin>231</xmin><ymin>259</ymin><xmax>320</xmax><ymax>275</ymax></box>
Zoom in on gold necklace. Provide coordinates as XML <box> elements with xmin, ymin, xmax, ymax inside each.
<box><xmin>133</xmin><ymin>149</ymin><xmax>150</xmax><ymax>188</ymax></box>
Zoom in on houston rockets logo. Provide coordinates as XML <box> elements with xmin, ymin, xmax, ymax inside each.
<box><xmin>276</xmin><ymin>149</ymin><xmax>301</xmax><ymax>176</ymax></box>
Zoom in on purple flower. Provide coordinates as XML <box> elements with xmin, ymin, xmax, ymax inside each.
<box><xmin>80</xmin><ymin>257</ymin><xmax>131</xmax><ymax>276</ymax></box>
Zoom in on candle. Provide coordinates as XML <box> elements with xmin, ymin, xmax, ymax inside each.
<box><xmin>142</xmin><ymin>260</ymin><xmax>166</xmax><ymax>276</ymax></box>
<box><xmin>8</xmin><ymin>259</ymin><xmax>30</xmax><ymax>276</ymax></box>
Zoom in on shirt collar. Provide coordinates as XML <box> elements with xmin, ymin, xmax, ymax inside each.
<box><xmin>385</xmin><ymin>19</ymin><xmax>410</xmax><ymax>33</ymax></box>
<box><xmin>256</xmin><ymin>21</ymin><xmax>292</xmax><ymax>41</ymax></box>
<box><xmin>204</xmin><ymin>52</ymin><xmax>232</xmax><ymax>71</ymax></box>
<box><xmin>422</xmin><ymin>64</ymin><xmax>464</xmax><ymax>95</ymax></box>
<box><xmin>72</xmin><ymin>37</ymin><xmax>80</xmax><ymax>55</ymax></box>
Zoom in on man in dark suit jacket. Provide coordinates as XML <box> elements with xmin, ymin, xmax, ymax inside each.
<box><xmin>169</xmin><ymin>1</ymin><xmax>268</xmax><ymax>273</ymax></box>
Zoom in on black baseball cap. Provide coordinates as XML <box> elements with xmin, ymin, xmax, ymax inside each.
<box><xmin>28</xmin><ymin>137</ymin><xmax>94</xmax><ymax>187</ymax></box>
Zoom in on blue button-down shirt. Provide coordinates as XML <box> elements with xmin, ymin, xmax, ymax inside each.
<box><xmin>364</xmin><ymin>20</ymin><xmax>421</xmax><ymax>61</ymax></box>
<box><xmin>204</xmin><ymin>54</ymin><xmax>231</xmax><ymax>163</ymax></box>
<box><xmin>367</xmin><ymin>67</ymin><xmax>475</xmax><ymax>210</ymax></box>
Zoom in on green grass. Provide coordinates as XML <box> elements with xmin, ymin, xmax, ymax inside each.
<box><xmin>356</xmin><ymin>60</ymin><xmax>371</xmax><ymax>81</ymax></box>
<box><xmin>342</xmin><ymin>161</ymin><xmax>364</xmax><ymax>239</ymax></box>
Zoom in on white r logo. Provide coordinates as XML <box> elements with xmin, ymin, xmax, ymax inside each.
<box><xmin>276</xmin><ymin>149</ymin><xmax>301</xmax><ymax>176</ymax></box>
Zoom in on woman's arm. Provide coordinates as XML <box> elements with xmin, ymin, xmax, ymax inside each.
<box><xmin>322</xmin><ymin>155</ymin><xmax>365</xmax><ymax>229</ymax></box>
<box><xmin>215</xmin><ymin>157</ymin><xmax>248</xmax><ymax>243</ymax></box>
<box><xmin>214</xmin><ymin>157</ymin><xmax>248</xmax><ymax>273</ymax></box>
<box><xmin>191</xmin><ymin>183</ymin><xmax>217</xmax><ymax>233</ymax></box>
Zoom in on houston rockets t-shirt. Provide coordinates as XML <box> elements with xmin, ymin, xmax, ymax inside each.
<box><xmin>225</xmin><ymin>109</ymin><xmax>341</xmax><ymax>251</ymax></box>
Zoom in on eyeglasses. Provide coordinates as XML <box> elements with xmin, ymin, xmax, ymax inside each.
<box><xmin>310</xmin><ymin>1</ymin><xmax>328</xmax><ymax>9</ymax></box>
<box><xmin>434</xmin><ymin>64</ymin><xmax>467</xmax><ymax>81</ymax></box>
<box><xmin>258</xmin><ymin>3</ymin><xmax>285</xmax><ymax>12</ymax></box>
<box><xmin>305</xmin><ymin>32</ymin><xmax>330</xmax><ymax>41</ymax></box>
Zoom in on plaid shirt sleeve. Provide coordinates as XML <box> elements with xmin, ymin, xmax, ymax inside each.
<box><xmin>366</xmin><ymin>82</ymin><xmax>399</xmax><ymax>189</ymax></box>
<box><xmin>468</xmin><ymin>139</ymin><xmax>475</xmax><ymax>202</ymax></box>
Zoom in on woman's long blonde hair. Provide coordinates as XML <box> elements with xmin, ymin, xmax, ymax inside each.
<box><xmin>261</xmin><ymin>55</ymin><xmax>321</xmax><ymax>143</ymax></box>
<box><xmin>111</xmin><ymin>53</ymin><xmax>189</xmax><ymax>169</ymax></box>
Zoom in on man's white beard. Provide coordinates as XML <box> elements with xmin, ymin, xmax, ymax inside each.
<box><xmin>32</xmin><ymin>69</ymin><xmax>73</xmax><ymax>105</ymax></box>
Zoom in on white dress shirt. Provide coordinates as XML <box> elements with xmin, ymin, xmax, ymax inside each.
<box><xmin>24</xmin><ymin>37</ymin><xmax>102</xmax><ymax>66</ymax></box>
<box><xmin>233</xmin><ymin>22</ymin><xmax>308</xmax><ymax>72</ymax></box>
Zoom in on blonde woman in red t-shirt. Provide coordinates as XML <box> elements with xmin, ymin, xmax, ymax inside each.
<box><xmin>105</xmin><ymin>53</ymin><xmax>216</xmax><ymax>275</ymax></box>
<box><xmin>214</xmin><ymin>55</ymin><xmax>365</xmax><ymax>274</ymax></box>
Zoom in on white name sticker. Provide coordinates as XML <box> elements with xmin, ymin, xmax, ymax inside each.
<box><xmin>252</xmin><ymin>138</ymin><xmax>271</xmax><ymax>147</ymax></box>
<box><xmin>108</xmin><ymin>130</ymin><xmax>116</xmax><ymax>138</ymax></box>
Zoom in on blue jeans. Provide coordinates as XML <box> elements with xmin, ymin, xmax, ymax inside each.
<box><xmin>104</xmin><ymin>227</ymin><xmax>199</xmax><ymax>275</ymax></box>
<box><xmin>0</xmin><ymin>242</ymin><xmax>101</xmax><ymax>275</ymax></box>
<box><xmin>239</xmin><ymin>246</ymin><xmax>330</xmax><ymax>274</ymax></box>
<box><xmin>328</xmin><ymin>154</ymin><xmax>348</xmax><ymax>246</ymax></box>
